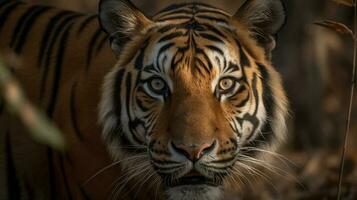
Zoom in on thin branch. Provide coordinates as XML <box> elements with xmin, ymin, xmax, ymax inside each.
<box><xmin>0</xmin><ymin>57</ymin><xmax>67</xmax><ymax>151</ymax></box>
<box><xmin>337</xmin><ymin>2</ymin><xmax>356</xmax><ymax>199</ymax></box>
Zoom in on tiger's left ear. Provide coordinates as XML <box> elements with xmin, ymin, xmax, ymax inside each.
<box><xmin>233</xmin><ymin>0</ymin><xmax>286</xmax><ymax>52</ymax></box>
<box><xmin>99</xmin><ymin>0</ymin><xmax>152</xmax><ymax>54</ymax></box>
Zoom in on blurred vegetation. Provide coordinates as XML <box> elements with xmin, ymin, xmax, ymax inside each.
<box><xmin>0</xmin><ymin>56</ymin><xmax>66</xmax><ymax>151</ymax></box>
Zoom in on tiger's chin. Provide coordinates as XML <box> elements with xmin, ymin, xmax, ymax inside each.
<box><xmin>166</xmin><ymin>185</ymin><xmax>223</xmax><ymax>200</ymax></box>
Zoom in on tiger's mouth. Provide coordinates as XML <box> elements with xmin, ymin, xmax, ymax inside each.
<box><xmin>166</xmin><ymin>170</ymin><xmax>223</xmax><ymax>187</ymax></box>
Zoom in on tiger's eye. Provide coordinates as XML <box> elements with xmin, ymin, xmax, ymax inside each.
<box><xmin>150</xmin><ymin>78</ymin><xmax>165</xmax><ymax>92</ymax></box>
<box><xmin>219</xmin><ymin>78</ymin><xmax>234</xmax><ymax>91</ymax></box>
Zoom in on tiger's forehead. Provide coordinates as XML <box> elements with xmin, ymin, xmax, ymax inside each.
<box><xmin>132</xmin><ymin>3</ymin><xmax>253</xmax><ymax>89</ymax></box>
<box><xmin>140</xmin><ymin>30</ymin><xmax>243</xmax><ymax>83</ymax></box>
<box><xmin>152</xmin><ymin>3</ymin><xmax>231</xmax><ymax>24</ymax></box>
<box><xmin>138</xmin><ymin>9</ymin><xmax>244</xmax><ymax>82</ymax></box>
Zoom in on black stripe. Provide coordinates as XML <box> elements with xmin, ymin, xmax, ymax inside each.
<box><xmin>243</xmin><ymin>73</ymin><xmax>262</xmax><ymax>142</ymax></box>
<box><xmin>197</xmin><ymin>9</ymin><xmax>230</xmax><ymax>17</ymax></box>
<box><xmin>243</xmin><ymin>65</ymin><xmax>275</xmax><ymax>154</ymax></box>
<box><xmin>158</xmin><ymin>43</ymin><xmax>175</xmax><ymax>57</ymax></box>
<box><xmin>210</xmin><ymin>156</ymin><xmax>236</xmax><ymax>164</ymax></box>
<box><xmin>196</xmin><ymin>48</ymin><xmax>213</xmax><ymax>71</ymax></box>
<box><xmin>5</xmin><ymin>131</ymin><xmax>21</xmax><ymax>200</ymax></box>
<box><xmin>46</xmin><ymin>23</ymin><xmax>73</xmax><ymax>117</ymax></box>
<box><xmin>102</xmin><ymin>69</ymin><xmax>126</xmax><ymax>146</ymax></box>
<box><xmin>234</xmin><ymin>89</ymin><xmax>250</xmax><ymax>108</ymax></box>
<box><xmin>171</xmin><ymin>51</ymin><xmax>184</xmax><ymax>71</ymax></box>
<box><xmin>125</xmin><ymin>73</ymin><xmax>135</xmax><ymax>141</ymax></box>
<box><xmin>205</xmin><ymin>45</ymin><xmax>224</xmax><ymax>55</ymax></box>
<box><xmin>39</xmin><ymin>14</ymin><xmax>80</xmax><ymax>103</ymax></box>
<box><xmin>195</xmin><ymin>57</ymin><xmax>210</xmax><ymax>75</ymax></box>
<box><xmin>201</xmin><ymin>23</ymin><xmax>227</xmax><ymax>38</ymax></box>
<box><xmin>64</xmin><ymin>152</ymin><xmax>73</xmax><ymax>166</ymax></box>
<box><xmin>188</xmin><ymin>2</ymin><xmax>218</xmax><ymax>10</ymax></box>
<box><xmin>44</xmin><ymin>26</ymin><xmax>73</xmax><ymax>199</ymax></box>
<box><xmin>135</xmin><ymin>41</ymin><xmax>149</xmax><ymax>70</ymax></box>
<box><xmin>236</xmin><ymin>40</ymin><xmax>250</xmax><ymax>67</ymax></box>
<box><xmin>95</xmin><ymin>34</ymin><xmax>109</xmax><ymax>55</ymax></box>
<box><xmin>10</xmin><ymin>6</ymin><xmax>41</xmax><ymax>48</ymax></box>
<box><xmin>0</xmin><ymin>2</ymin><xmax>22</xmax><ymax>33</ymax></box>
<box><xmin>157</xmin><ymin>2</ymin><xmax>223</xmax><ymax>14</ymax></box>
<box><xmin>157</xmin><ymin>15</ymin><xmax>192</xmax><ymax>22</ymax></box>
<box><xmin>80</xmin><ymin>188</ymin><xmax>91</xmax><ymax>200</ymax></box>
<box><xmin>158</xmin><ymin>31</ymin><xmax>185</xmax><ymax>43</ymax></box>
<box><xmin>86</xmin><ymin>28</ymin><xmax>103</xmax><ymax>70</ymax></box>
<box><xmin>151</xmin><ymin>158</ymin><xmax>179</xmax><ymax>165</ymax></box>
<box><xmin>198</xmin><ymin>32</ymin><xmax>224</xmax><ymax>43</ymax></box>
<box><xmin>196</xmin><ymin>15</ymin><xmax>228</xmax><ymax>24</ymax></box>
<box><xmin>225</xmin><ymin>61</ymin><xmax>240</xmax><ymax>73</ymax></box>
<box><xmin>77</xmin><ymin>15</ymin><xmax>96</xmax><ymax>34</ymax></box>
<box><xmin>59</xmin><ymin>156</ymin><xmax>73</xmax><ymax>200</ymax></box>
<box><xmin>157</xmin><ymin>24</ymin><xmax>178</xmax><ymax>33</ymax></box>
<box><xmin>158</xmin><ymin>9</ymin><xmax>194</xmax><ymax>18</ymax></box>
<box><xmin>38</xmin><ymin>11</ymin><xmax>73</xmax><ymax>67</ymax></box>
<box><xmin>47</xmin><ymin>149</ymin><xmax>56</xmax><ymax>200</ymax></box>
<box><xmin>113</xmin><ymin>69</ymin><xmax>125</xmax><ymax>121</ymax></box>
<box><xmin>43</xmin><ymin>21</ymin><xmax>75</xmax><ymax>200</ymax></box>
<box><xmin>70</xmin><ymin>81</ymin><xmax>84</xmax><ymax>140</ymax></box>
<box><xmin>135</xmin><ymin>88</ymin><xmax>150</xmax><ymax>112</ymax></box>
<box><xmin>13</xmin><ymin>6</ymin><xmax>51</xmax><ymax>54</ymax></box>
<box><xmin>229</xmin><ymin>116</ymin><xmax>239</xmax><ymax>134</ymax></box>
<box><xmin>43</xmin><ymin>14</ymin><xmax>80</xmax><ymax>69</ymax></box>
<box><xmin>118</xmin><ymin>130</ymin><xmax>141</xmax><ymax>153</ymax></box>
<box><xmin>126</xmin><ymin>73</ymin><xmax>144</xmax><ymax>145</ymax></box>
<box><xmin>193</xmin><ymin>61</ymin><xmax>206</xmax><ymax>77</ymax></box>
<box><xmin>257</xmin><ymin>64</ymin><xmax>274</xmax><ymax>122</ymax></box>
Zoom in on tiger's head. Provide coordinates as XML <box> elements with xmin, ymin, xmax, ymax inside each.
<box><xmin>98</xmin><ymin>0</ymin><xmax>288</xmax><ymax>199</ymax></box>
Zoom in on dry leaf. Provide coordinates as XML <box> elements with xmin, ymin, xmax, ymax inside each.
<box><xmin>332</xmin><ymin>0</ymin><xmax>355</xmax><ymax>7</ymax></box>
<box><xmin>314</xmin><ymin>20</ymin><xmax>354</xmax><ymax>38</ymax></box>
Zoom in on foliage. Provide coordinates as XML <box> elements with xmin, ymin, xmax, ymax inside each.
<box><xmin>333</xmin><ymin>0</ymin><xmax>355</xmax><ymax>7</ymax></box>
<box><xmin>0</xmin><ymin>57</ymin><xmax>67</xmax><ymax>151</ymax></box>
<box><xmin>316</xmin><ymin>0</ymin><xmax>356</xmax><ymax>199</ymax></box>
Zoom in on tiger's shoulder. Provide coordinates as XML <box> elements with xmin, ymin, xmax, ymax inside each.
<box><xmin>0</xmin><ymin>1</ymin><xmax>118</xmax><ymax>199</ymax></box>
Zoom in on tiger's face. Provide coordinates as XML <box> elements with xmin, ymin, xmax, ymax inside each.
<box><xmin>99</xmin><ymin>0</ymin><xmax>288</xmax><ymax>199</ymax></box>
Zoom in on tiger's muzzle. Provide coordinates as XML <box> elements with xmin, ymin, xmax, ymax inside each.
<box><xmin>150</xmin><ymin>139</ymin><xmax>239</xmax><ymax>188</ymax></box>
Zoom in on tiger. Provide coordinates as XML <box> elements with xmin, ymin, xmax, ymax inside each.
<box><xmin>0</xmin><ymin>0</ymin><xmax>288</xmax><ymax>199</ymax></box>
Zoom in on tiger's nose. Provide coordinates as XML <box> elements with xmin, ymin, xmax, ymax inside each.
<box><xmin>171</xmin><ymin>141</ymin><xmax>216</xmax><ymax>161</ymax></box>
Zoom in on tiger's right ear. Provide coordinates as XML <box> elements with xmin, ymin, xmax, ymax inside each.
<box><xmin>98</xmin><ymin>0</ymin><xmax>152</xmax><ymax>54</ymax></box>
<box><xmin>233</xmin><ymin>0</ymin><xmax>286</xmax><ymax>53</ymax></box>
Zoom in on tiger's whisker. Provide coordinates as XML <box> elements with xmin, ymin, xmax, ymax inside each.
<box><xmin>110</xmin><ymin>161</ymin><xmax>152</xmax><ymax>199</ymax></box>
<box><xmin>81</xmin><ymin>154</ymin><xmax>148</xmax><ymax>187</ymax></box>
<box><xmin>237</xmin><ymin>154</ymin><xmax>303</xmax><ymax>187</ymax></box>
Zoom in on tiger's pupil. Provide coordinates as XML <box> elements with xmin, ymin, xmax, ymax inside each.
<box><xmin>151</xmin><ymin>79</ymin><xmax>165</xmax><ymax>91</ymax></box>
<box><xmin>219</xmin><ymin>78</ymin><xmax>234</xmax><ymax>91</ymax></box>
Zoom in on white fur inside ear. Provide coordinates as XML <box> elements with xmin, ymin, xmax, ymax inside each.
<box><xmin>266</xmin><ymin>36</ymin><xmax>276</xmax><ymax>51</ymax></box>
<box><xmin>241</xmin><ymin>2</ymin><xmax>272</xmax><ymax>24</ymax></box>
<box><xmin>99</xmin><ymin>0</ymin><xmax>151</xmax><ymax>36</ymax></box>
<box><xmin>234</xmin><ymin>0</ymin><xmax>286</xmax><ymax>36</ymax></box>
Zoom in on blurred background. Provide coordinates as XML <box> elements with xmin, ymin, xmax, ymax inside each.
<box><xmin>18</xmin><ymin>0</ymin><xmax>357</xmax><ymax>199</ymax></box>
